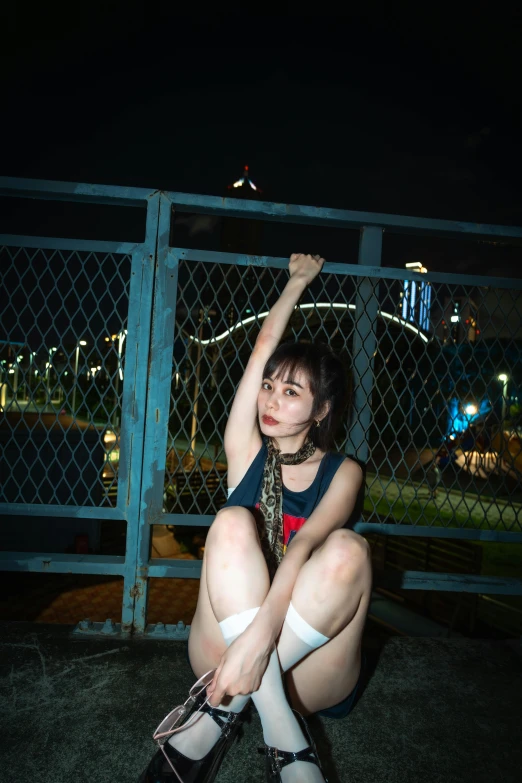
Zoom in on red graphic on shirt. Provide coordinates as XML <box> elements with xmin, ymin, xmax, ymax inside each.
<box><xmin>283</xmin><ymin>512</ymin><xmax>307</xmax><ymax>549</ymax></box>
<box><xmin>255</xmin><ymin>504</ymin><xmax>307</xmax><ymax>553</ymax></box>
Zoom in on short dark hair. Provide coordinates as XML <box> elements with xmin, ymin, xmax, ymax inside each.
<box><xmin>262</xmin><ymin>341</ymin><xmax>349</xmax><ymax>451</ymax></box>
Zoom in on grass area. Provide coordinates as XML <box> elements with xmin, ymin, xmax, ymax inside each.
<box><xmin>363</xmin><ymin>486</ymin><xmax>522</xmax><ymax>612</ymax></box>
<box><xmin>364</xmin><ymin>475</ymin><xmax>521</xmax><ymax>530</ymax></box>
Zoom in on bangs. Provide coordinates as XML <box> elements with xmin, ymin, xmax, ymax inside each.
<box><xmin>263</xmin><ymin>352</ymin><xmax>315</xmax><ymax>393</ymax></box>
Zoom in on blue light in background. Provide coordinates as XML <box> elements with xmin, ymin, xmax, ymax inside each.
<box><xmin>446</xmin><ymin>396</ymin><xmax>492</xmax><ymax>436</ymax></box>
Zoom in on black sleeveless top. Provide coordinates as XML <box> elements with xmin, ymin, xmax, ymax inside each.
<box><xmin>224</xmin><ymin>440</ymin><xmax>350</xmax><ymax>552</ymax></box>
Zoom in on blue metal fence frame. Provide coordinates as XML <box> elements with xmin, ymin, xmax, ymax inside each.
<box><xmin>0</xmin><ymin>179</ymin><xmax>160</xmax><ymax>634</ymax></box>
<box><xmin>138</xmin><ymin>245</ymin><xmax>522</xmax><ymax>614</ymax></box>
<box><xmin>1</xmin><ymin>177</ymin><xmax>522</xmax><ymax>638</ymax></box>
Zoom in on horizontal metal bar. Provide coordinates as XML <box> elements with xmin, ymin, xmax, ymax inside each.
<box><xmin>147</xmin><ymin>559</ymin><xmax>522</xmax><ymax>594</ymax></box>
<box><xmin>73</xmin><ymin>619</ymin><xmax>128</xmax><ymax>637</ymax></box>
<box><xmin>0</xmin><ymin>177</ymin><xmax>156</xmax><ymax>207</ymax></box>
<box><xmin>0</xmin><ymin>552</ymin><xmax>126</xmax><ymax>575</ymax></box>
<box><xmin>3</xmin><ymin>177</ymin><xmax>522</xmax><ymax>242</ymax></box>
<box><xmin>154</xmin><ymin>516</ymin><xmax>522</xmax><ymax>542</ymax></box>
<box><xmin>164</xmin><ymin>191</ymin><xmax>522</xmax><ymax>241</ymax></box>
<box><xmin>174</xmin><ymin>249</ymin><xmax>290</xmax><ymax>270</ymax></box>
<box><xmin>375</xmin><ymin>570</ymin><xmax>522</xmax><ymax>595</ymax></box>
<box><xmin>173</xmin><ymin>248</ymin><xmax>522</xmax><ymax>289</ymax></box>
<box><xmin>354</xmin><ymin>522</ymin><xmax>522</xmax><ymax>542</ymax></box>
<box><xmin>148</xmin><ymin>558</ymin><xmax>203</xmax><ymax>578</ymax></box>
<box><xmin>0</xmin><ymin>234</ymin><xmax>138</xmax><ymax>255</ymax></box>
<box><xmin>0</xmin><ymin>504</ymin><xmax>126</xmax><ymax>520</ymax></box>
<box><xmin>73</xmin><ymin>622</ymin><xmax>189</xmax><ymax>640</ymax></box>
<box><xmin>154</xmin><ymin>514</ymin><xmax>215</xmax><ymax>527</ymax></box>
<box><xmin>144</xmin><ymin>622</ymin><xmax>190</xmax><ymax>640</ymax></box>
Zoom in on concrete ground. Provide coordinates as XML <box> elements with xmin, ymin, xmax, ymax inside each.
<box><xmin>1</xmin><ymin>622</ymin><xmax>521</xmax><ymax>783</ymax></box>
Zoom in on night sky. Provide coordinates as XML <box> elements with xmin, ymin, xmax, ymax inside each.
<box><xmin>2</xmin><ymin>5</ymin><xmax>522</xmax><ymax>277</ymax></box>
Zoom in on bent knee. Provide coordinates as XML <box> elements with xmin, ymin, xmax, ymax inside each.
<box><xmin>319</xmin><ymin>529</ymin><xmax>371</xmax><ymax>582</ymax></box>
<box><xmin>209</xmin><ymin>506</ymin><xmax>258</xmax><ymax>547</ymax></box>
<box><xmin>188</xmin><ymin>621</ymin><xmax>226</xmax><ymax>677</ymax></box>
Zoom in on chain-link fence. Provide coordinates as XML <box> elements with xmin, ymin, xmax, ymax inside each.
<box><xmin>1</xmin><ymin>181</ymin><xmax>521</xmax><ymax>636</ymax></box>
<box><xmin>162</xmin><ymin>256</ymin><xmax>522</xmax><ymax>533</ymax></box>
<box><xmin>0</xmin><ymin>246</ymin><xmax>130</xmax><ymax>509</ymax></box>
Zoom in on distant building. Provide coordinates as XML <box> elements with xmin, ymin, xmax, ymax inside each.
<box><xmin>221</xmin><ymin>165</ymin><xmax>263</xmax><ymax>255</ymax></box>
<box><xmin>221</xmin><ymin>166</ymin><xmax>264</xmax><ymax>327</ymax></box>
<box><xmin>436</xmin><ymin>297</ymin><xmax>479</xmax><ymax>344</ymax></box>
<box><xmin>400</xmin><ymin>263</ymin><xmax>432</xmax><ymax>332</ymax></box>
<box><xmin>227</xmin><ymin>165</ymin><xmax>262</xmax><ymax>196</ymax></box>
<box><xmin>474</xmin><ymin>289</ymin><xmax>521</xmax><ymax>341</ymax></box>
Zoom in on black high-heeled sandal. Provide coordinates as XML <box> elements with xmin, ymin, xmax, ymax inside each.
<box><xmin>138</xmin><ymin>699</ymin><xmax>246</xmax><ymax>783</ymax></box>
<box><xmin>260</xmin><ymin>713</ymin><xmax>328</xmax><ymax>783</ymax></box>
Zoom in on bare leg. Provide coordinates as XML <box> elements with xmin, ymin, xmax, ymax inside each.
<box><xmin>278</xmin><ymin>529</ymin><xmax>373</xmax><ymax>714</ymax></box>
<box><xmin>187</xmin><ymin>526</ymin><xmax>371</xmax><ymax>691</ymax></box>
<box><xmin>204</xmin><ymin>506</ymin><xmax>271</xmax><ymax>620</ymax></box>
<box><xmin>171</xmin><ymin>507</ymin><xmax>267</xmax><ymax>760</ymax></box>
<box><xmin>180</xmin><ymin>517</ymin><xmax>371</xmax><ymax>779</ymax></box>
<box><xmin>176</xmin><ymin>507</ymin><xmax>326</xmax><ymax>781</ymax></box>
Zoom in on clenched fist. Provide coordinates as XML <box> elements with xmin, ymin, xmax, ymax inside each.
<box><xmin>289</xmin><ymin>253</ymin><xmax>325</xmax><ymax>285</ymax></box>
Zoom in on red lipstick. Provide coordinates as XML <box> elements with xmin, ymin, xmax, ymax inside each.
<box><xmin>262</xmin><ymin>415</ymin><xmax>279</xmax><ymax>425</ymax></box>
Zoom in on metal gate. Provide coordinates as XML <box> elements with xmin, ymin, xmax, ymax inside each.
<box><xmin>1</xmin><ymin>178</ymin><xmax>521</xmax><ymax>637</ymax></box>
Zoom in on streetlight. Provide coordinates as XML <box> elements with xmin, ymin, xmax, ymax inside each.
<box><xmin>28</xmin><ymin>352</ymin><xmax>34</xmax><ymax>399</ymax></box>
<box><xmin>46</xmin><ymin>347</ymin><xmax>58</xmax><ymax>400</ymax></box>
<box><xmin>189</xmin><ymin>309</ymin><xmax>215</xmax><ymax>458</ymax></box>
<box><xmin>12</xmin><ymin>354</ymin><xmax>21</xmax><ymax>400</ymax></box>
<box><xmin>72</xmin><ymin>341</ymin><xmax>87</xmax><ymax>414</ymax></box>
<box><xmin>110</xmin><ymin>330</ymin><xmax>126</xmax><ymax>429</ymax></box>
<box><xmin>498</xmin><ymin>374</ymin><xmax>509</xmax><ymax>426</ymax></box>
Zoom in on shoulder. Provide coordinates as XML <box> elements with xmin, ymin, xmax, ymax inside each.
<box><xmin>303</xmin><ymin>455</ymin><xmax>364</xmax><ymax>533</ymax></box>
<box><xmin>328</xmin><ymin>455</ymin><xmax>364</xmax><ymax>490</ymax></box>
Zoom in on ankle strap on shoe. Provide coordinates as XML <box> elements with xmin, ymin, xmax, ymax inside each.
<box><xmin>262</xmin><ymin>743</ymin><xmax>320</xmax><ymax>775</ymax></box>
<box><xmin>200</xmin><ymin>701</ymin><xmax>242</xmax><ymax>737</ymax></box>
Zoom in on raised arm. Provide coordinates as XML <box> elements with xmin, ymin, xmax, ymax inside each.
<box><xmin>224</xmin><ymin>253</ymin><xmax>324</xmax><ymax>486</ymax></box>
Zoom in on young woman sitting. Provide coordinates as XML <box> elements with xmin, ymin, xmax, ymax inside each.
<box><xmin>140</xmin><ymin>252</ymin><xmax>372</xmax><ymax>783</ymax></box>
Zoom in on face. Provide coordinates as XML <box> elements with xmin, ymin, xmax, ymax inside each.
<box><xmin>257</xmin><ymin>367</ymin><xmax>315</xmax><ymax>440</ymax></box>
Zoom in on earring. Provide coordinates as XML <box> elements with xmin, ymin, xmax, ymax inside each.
<box><xmin>315</xmin><ymin>420</ymin><xmax>321</xmax><ymax>428</ymax></box>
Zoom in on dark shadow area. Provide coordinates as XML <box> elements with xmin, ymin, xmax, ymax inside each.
<box><xmin>382</xmin><ymin>231</ymin><xmax>522</xmax><ymax>278</ymax></box>
<box><xmin>0</xmin><ymin>196</ymin><xmax>146</xmax><ymax>243</ymax></box>
<box><xmin>0</xmin><ymin>570</ymin><xmax>203</xmax><ymax>627</ymax></box>
<box><xmin>0</xmin><ymin>572</ymin><xmax>123</xmax><ymax>624</ymax></box>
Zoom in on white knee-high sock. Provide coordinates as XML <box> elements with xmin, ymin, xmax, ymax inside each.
<box><xmin>218</xmin><ymin>604</ymin><xmax>331</xmax><ymax>747</ymax></box>
<box><xmin>277</xmin><ymin>602</ymin><xmax>330</xmax><ymax>673</ymax></box>
<box><xmin>217</xmin><ymin>607</ymin><xmax>260</xmax><ymax>713</ymax></box>
<box><xmin>219</xmin><ymin>610</ymin><xmax>311</xmax><ymax>753</ymax></box>
<box><xmin>216</xmin><ymin>607</ymin><xmax>326</xmax><ymax>781</ymax></box>
<box><xmin>219</xmin><ymin>606</ymin><xmax>330</xmax><ymax>782</ymax></box>
<box><xmin>171</xmin><ymin>605</ymin><xmax>327</xmax><ymax>779</ymax></box>
<box><xmin>218</xmin><ymin>608</ymin><xmax>310</xmax><ymax>750</ymax></box>
<box><xmin>168</xmin><ymin>608</ymin><xmax>259</xmax><ymax>758</ymax></box>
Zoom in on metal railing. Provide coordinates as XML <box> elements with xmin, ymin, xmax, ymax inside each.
<box><xmin>1</xmin><ymin>177</ymin><xmax>521</xmax><ymax>636</ymax></box>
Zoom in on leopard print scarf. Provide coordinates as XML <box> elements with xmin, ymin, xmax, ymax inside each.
<box><xmin>258</xmin><ymin>434</ymin><xmax>316</xmax><ymax>576</ymax></box>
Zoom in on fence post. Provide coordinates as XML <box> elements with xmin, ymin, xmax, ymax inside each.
<box><xmin>131</xmin><ymin>193</ymin><xmax>176</xmax><ymax>633</ymax></box>
<box><xmin>120</xmin><ymin>192</ymin><xmax>160</xmax><ymax>633</ymax></box>
<box><xmin>348</xmin><ymin>226</ymin><xmax>383</xmax><ymax>463</ymax></box>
